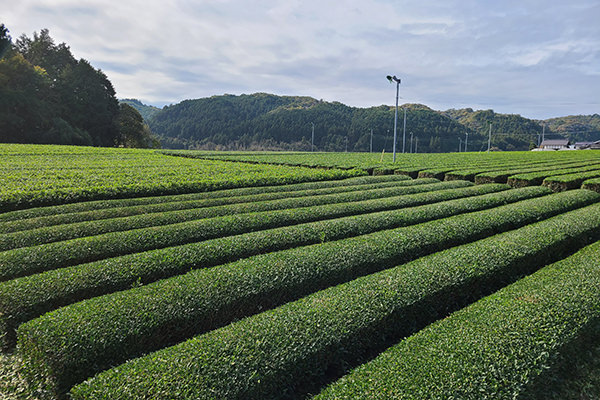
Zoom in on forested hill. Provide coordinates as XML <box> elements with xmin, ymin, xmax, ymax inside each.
<box><xmin>149</xmin><ymin>93</ymin><xmax>476</xmax><ymax>152</ymax></box>
<box><xmin>543</xmin><ymin>114</ymin><xmax>600</xmax><ymax>143</ymax></box>
<box><xmin>120</xmin><ymin>98</ymin><xmax>161</xmax><ymax>121</ymax></box>
<box><xmin>147</xmin><ymin>93</ymin><xmax>599</xmax><ymax>152</ymax></box>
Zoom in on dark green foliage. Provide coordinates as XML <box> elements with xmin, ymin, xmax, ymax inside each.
<box><xmin>0</xmin><ymin>183</ymin><xmax>514</xmax><ymax>351</ymax></box>
<box><xmin>0</xmin><ymin>27</ymin><xmax>153</xmax><ymax>148</ymax></box>
<box><xmin>119</xmin><ymin>99</ymin><xmax>161</xmax><ymax>121</ymax></box>
<box><xmin>544</xmin><ymin>114</ymin><xmax>600</xmax><ymax>143</ymax></box>
<box><xmin>17</xmin><ymin>188</ymin><xmax>595</xmax><ymax>397</ymax></box>
<box><xmin>0</xmin><ymin>23</ymin><xmax>11</xmax><ymax>58</ymax></box>
<box><xmin>149</xmin><ymin>94</ymin><xmax>475</xmax><ymax>152</ymax></box>
<box><xmin>117</xmin><ymin>103</ymin><xmax>159</xmax><ymax>148</ymax></box>
<box><xmin>68</xmin><ymin>199</ymin><xmax>600</xmax><ymax>400</ymax></box>
<box><xmin>444</xmin><ymin>108</ymin><xmax>544</xmax><ymax>151</ymax></box>
<box><xmin>0</xmin><ymin>53</ymin><xmax>55</xmax><ymax>144</ymax></box>
<box><xmin>0</xmin><ymin>177</ymin><xmax>429</xmax><ymax>236</ymax></box>
<box><xmin>316</xmin><ymin>239</ymin><xmax>600</xmax><ymax>399</ymax></box>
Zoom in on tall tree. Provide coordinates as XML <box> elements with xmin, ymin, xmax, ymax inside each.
<box><xmin>0</xmin><ymin>24</ymin><xmax>10</xmax><ymax>58</ymax></box>
<box><xmin>15</xmin><ymin>28</ymin><xmax>75</xmax><ymax>80</ymax></box>
<box><xmin>0</xmin><ymin>25</ymin><xmax>157</xmax><ymax>147</ymax></box>
<box><xmin>58</xmin><ymin>59</ymin><xmax>120</xmax><ymax>146</ymax></box>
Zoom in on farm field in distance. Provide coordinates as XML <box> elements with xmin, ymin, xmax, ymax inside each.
<box><xmin>1</xmin><ymin>143</ymin><xmax>600</xmax><ymax>399</ymax></box>
<box><xmin>170</xmin><ymin>149</ymin><xmax>600</xmax><ymax>191</ymax></box>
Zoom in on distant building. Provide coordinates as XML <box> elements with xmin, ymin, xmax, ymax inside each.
<box><xmin>539</xmin><ymin>139</ymin><xmax>570</xmax><ymax>150</ymax></box>
<box><xmin>574</xmin><ymin>140</ymin><xmax>600</xmax><ymax>150</ymax></box>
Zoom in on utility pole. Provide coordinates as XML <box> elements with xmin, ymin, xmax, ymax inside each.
<box><xmin>487</xmin><ymin>123</ymin><xmax>492</xmax><ymax>152</ymax></box>
<box><xmin>311</xmin><ymin>122</ymin><xmax>315</xmax><ymax>152</ymax></box>
<box><xmin>464</xmin><ymin>132</ymin><xmax>468</xmax><ymax>152</ymax></box>
<box><xmin>386</xmin><ymin>75</ymin><xmax>401</xmax><ymax>162</ymax></box>
<box><xmin>542</xmin><ymin>124</ymin><xmax>545</xmax><ymax>144</ymax></box>
<box><xmin>402</xmin><ymin>108</ymin><xmax>407</xmax><ymax>153</ymax></box>
<box><xmin>370</xmin><ymin>128</ymin><xmax>373</xmax><ymax>153</ymax></box>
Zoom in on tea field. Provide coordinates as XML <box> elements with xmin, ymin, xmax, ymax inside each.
<box><xmin>181</xmin><ymin>149</ymin><xmax>600</xmax><ymax>191</ymax></box>
<box><xmin>1</xmin><ymin>144</ymin><xmax>599</xmax><ymax>399</ymax></box>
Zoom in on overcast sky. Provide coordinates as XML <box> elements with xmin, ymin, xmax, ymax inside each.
<box><xmin>4</xmin><ymin>0</ymin><xmax>600</xmax><ymax>119</ymax></box>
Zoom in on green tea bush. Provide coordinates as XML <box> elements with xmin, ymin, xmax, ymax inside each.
<box><xmin>543</xmin><ymin>170</ymin><xmax>600</xmax><ymax>191</ymax></box>
<box><xmin>0</xmin><ymin>175</ymin><xmax>412</xmax><ymax>231</ymax></box>
<box><xmin>0</xmin><ymin>179</ymin><xmax>442</xmax><ymax>250</ymax></box>
<box><xmin>68</xmin><ymin>202</ymin><xmax>600</xmax><ymax>400</ymax></box>
<box><xmin>315</xmin><ymin>239</ymin><xmax>600</xmax><ymax>399</ymax></box>
<box><xmin>507</xmin><ymin>163</ymin><xmax>600</xmax><ymax>188</ymax></box>
<box><xmin>0</xmin><ymin>183</ymin><xmax>519</xmax><ymax>349</ymax></box>
<box><xmin>0</xmin><ymin>181</ymin><xmax>471</xmax><ymax>281</ymax></box>
<box><xmin>18</xmin><ymin>189</ymin><xmax>598</xmax><ymax>397</ymax></box>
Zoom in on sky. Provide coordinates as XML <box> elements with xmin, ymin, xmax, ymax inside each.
<box><xmin>4</xmin><ymin>0</ymin><xmax>600</xmax><ymax>119</ymax></box>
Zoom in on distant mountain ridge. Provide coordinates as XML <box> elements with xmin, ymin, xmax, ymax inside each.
<box><xmin>119</xmin><ymin>99</ymin><xmax>161</xmax><ymax>121</ymax></box>
<box><xmin>126</xmin><ymin>94</ymin><xmax>599</xmax><ymax>152</ymax></box>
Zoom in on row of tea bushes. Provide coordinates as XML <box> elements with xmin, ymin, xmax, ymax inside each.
<box><xmin>0</xmin><ymin>179</ymin><xmax>444</xmax><ymax>250</ymax></box>
<box><xmin>508</xmin><ymin>163</ymin><xmax>600</xmax><ymax>188</ymax></box>
<box><xmin>0</xmin><ymin>184</ymin><xmax>523</xmax><ymax>349</ymax></box>
<box><xmin>315</xmin><ymin>239</ymin><xmax>600</xmax><ymax>399</ymax></box>
<box><xmin>543</xmin><ymin>169</ymin><xmax>600</xmax><ymax>191</ymax></box>
<box><xmin>0</xmin><ymin>181</ymin><xmax>474</xmax><ymax>281</ymax></box>
<box><xmin>68</xmin><ymin>201</ymin><xmax>600</xmax><ymax>400</ymax></box>
<box><xmin>0</xmin><ymin>175</ymin><xmax>413</xmax><ymax>232</ymax></box>
<box><xmin>17</xmin><ymin>189</ymin><xmax>597</xmax><ymax>397</ymax></box>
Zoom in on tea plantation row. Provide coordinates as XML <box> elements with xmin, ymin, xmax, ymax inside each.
<box><xmin>190</xmin><ymin>149</ymin><xmax>600</xmax><ymax>191</ymax></box>
<box><xmin>1</xmin><ymin>148</ymin><xmax>599</xmax><ymax>399</ymax></box>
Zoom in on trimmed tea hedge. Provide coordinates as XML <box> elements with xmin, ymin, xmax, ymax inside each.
<box><xmin>446</xmin><ymin>159</ymin><xmax>588</xmax><ymax>183</ymax></box>
<box><xmin>0</xmin><ymin>180</ymin><xmax>474</xmax><ymax>281</ymax></box>
<box><xmin>67</xmin><ymin>201</ymin><xmax>600</xmax><ymax>400</ymax></box>
<box><xmin>582</xmin><ymin>177</ymin><xmax>600</xmax><ymax>193</ymax></box>
<box><xmin>0</xmin><ymin>184</ymin><xmax>524</xmax><ymax>349</ymax></box>
<box><xmin>473</xmin><ymin>160</ymin><xmax>588</xmax><ymax>185</ymax></box>
<box><xmin>315</xmin><ymin>239</ymin><xmax>600</xmax><ymax>399</ymax></box>
<box><xmin>543</xmin><ymin>170</ymin><xmax>600</xmax><ymax>191</ymax></box>
<box><xmin>0</xmin><ymin>179</ymin><xmax>443</xmax><ymax>250</ymax></box>
<box><xmin>507</xmin><ymin>163</ymin><xmax>600</xmax><ymax>188</ymax></box>
<box><xmin>17</xmin><ymin>189</ymin><xmax>598</xmax><ymax>397</ymax></box>
<box><xmin>0</xmin><ymin>176</ymin><xmax>418</xmax><ymax>234</ymax></box>
<box><xmin>0</xmin><ymin>174</ymin><xmax>407</xmax><ymax>223</ymax></box>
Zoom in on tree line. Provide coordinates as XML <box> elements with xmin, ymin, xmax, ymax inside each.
<box><xmin>0</xmin><ymin>24</ymin><xmax>159</xmax><ymax>148</ymax></box>
<box><xmin>148</xmin><ymin>93</ymin><xmax>553</xmax><ymax>152</ymax></box>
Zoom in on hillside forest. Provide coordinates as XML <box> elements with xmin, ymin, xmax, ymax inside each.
<box><xmin>0</xmin><ymin>24</ymin><xmax>159</xmax><ymax>148</ymax></box>
<box><xmin>146</xmin><ymin>93</ymin><xmax>600</xmax><ymax>152</ymax></box>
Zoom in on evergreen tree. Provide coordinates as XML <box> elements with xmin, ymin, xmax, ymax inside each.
<box><xmin>0</xmin><ymin>24</ymin><xmax>158</xmax><ymax>148</ymax></box>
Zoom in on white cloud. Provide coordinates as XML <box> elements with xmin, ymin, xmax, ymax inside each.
<box><xmin>3</xmin><ymin>0</ymin><xmax>599</xmax><ymax>118</ymax></box>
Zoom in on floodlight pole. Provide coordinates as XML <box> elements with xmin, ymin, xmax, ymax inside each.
<box><xmin>311</xmin><ymin>122</ymin><xmax>315</xmax><ymax>152</ymax></box>
<box><xmin>403</xmin><ymin>107</ymin><xmax>407</xmax><ymax>153</ymax></box>
<box><xmin>387</xmin><ymin>75</ymin><xmax>401</xmax><ymax>162</ymax></box>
